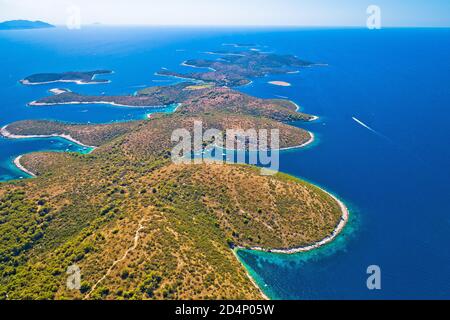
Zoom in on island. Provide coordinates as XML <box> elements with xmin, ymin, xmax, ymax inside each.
<box><xmin>1</xmin><ymin>120</ymin><xmax>140</xmax><ymax>148</ymax></box>
<box><xmin>28</xmin><ymin>82</ymin><xmax>316</xmax><ymax>122</ymax></box>
<box><xmin>20</xmin><ymin>70</ymin><xmax>113</xmax><ymax>85</ymax></box>
<box><xmin>0</xmin><ymin>20</ymin><xmax>55</xmax><ymax>30</ymax></box>
<box><xmin>157</xmin><ymin>50</ymin><xmax>312</xmax><ymax>87</ymax></box>
<box><xmin>0</xmin><ymin>47</ymin><xmax>342</xmax><ymax>301</ymax></box>
<box><xmin>268</xmin><ymin>81</ymin><xmax>292</xmax><ymax>87</ymax></box>
<box><xmin>2</xmin><ymin>113</ymin><xmax>313</xmax><ymax>152</ymax></box>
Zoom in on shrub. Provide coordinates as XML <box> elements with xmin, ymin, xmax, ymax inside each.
<box><xmin>139</xmin><ymin>272</ymin><xmax>162</xmax><ymax>298</ymax></box>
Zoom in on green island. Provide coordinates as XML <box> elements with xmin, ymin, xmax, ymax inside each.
<box><xmin>20</xmin><ymin>70</ymin><xmax>113</xmax><ymax>85</ymax></box>
<box><xmin>0</xmin><ymin>50</ymin><xmax>346</xmax><ymax>300</ymax></box>
<box><xmin>158</xmin><ymin>50</ymin><xmax>312</xmax><ymax>87</ymax></box>
<box><xmin>28</xmin><ymin>82</ymin><xmax>315</xmax><ymax>122</ymax></box>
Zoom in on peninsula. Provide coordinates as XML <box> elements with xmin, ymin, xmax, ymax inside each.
<box><xmin>2</xmin><ymin>114</ymin><xmax>312</xmax><ymax>152</ymax></box>
<box><xmin>28</xmin><ymin>82</ymin><xmax>315</xmax><ymax>122</ymax></box>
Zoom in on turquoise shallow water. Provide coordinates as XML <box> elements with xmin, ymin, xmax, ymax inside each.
<box><xmin>0</xmin><ymin>27</ymin><xmax>449</xmax><ymax>299</ymax></box>
<box><xmin>236</xmin><ymin>204</ymin><xmax>360</xmax><ymax>300</ymax></box>
<box><xmin>0</xmin><ymin>26</ymin><xmax>190</xmax><ymax>180</ymax></box>
<box><xmin>0</xmin><ymin>136</ymin><xmax>93</xmax><ymax>181</ymax></box>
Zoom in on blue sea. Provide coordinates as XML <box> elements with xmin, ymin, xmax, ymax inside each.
<box><xmin>0</xmin><ymin>27</ymin><xmax>449</xmax><ymax>299</ymax></box>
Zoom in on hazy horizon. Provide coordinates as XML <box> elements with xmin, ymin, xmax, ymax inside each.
<box><xmin>1</xmin><ymin>0</ymin><xmax>449</xmax><ymax>28</ymax></box>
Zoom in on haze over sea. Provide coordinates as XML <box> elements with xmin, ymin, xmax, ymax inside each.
<box><xmin>0</xmin><ymin>27</ymin><xmax>449</xmax><ymax>299</ymax></box>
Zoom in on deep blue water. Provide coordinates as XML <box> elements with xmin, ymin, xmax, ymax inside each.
<box><xmin>0</xmin><ymin>27</ymin><xmax>449</xmax><ymax>299</ymax></box>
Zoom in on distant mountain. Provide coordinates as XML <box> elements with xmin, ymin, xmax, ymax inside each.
<box><xmin>0</xmin><ymin>20</ymin><xmax>55</xmax><ymax>30</ymax></box>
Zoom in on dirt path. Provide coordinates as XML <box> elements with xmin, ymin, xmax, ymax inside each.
<box><xmin>84</xmin><ymin>218</ymin><xmax>147</xmax><ymax>299</ymax></box>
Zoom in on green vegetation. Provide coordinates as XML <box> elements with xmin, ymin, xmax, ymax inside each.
<box><xmin>21</xmin><ymin>70</ymin><xmax>112</xmax><ymax>85</ymax></box>
<box><xmin>158</xmin><ymin>50</ymin><xmax>312</xmax><ymax>87</ymax></box>
<box><xmin>5</xmin><ymin>120</ymin><xmax>142</xmax><ymax>147</ymax></box>
<box><xmin>0</xmin><ymin>114</ymin><xmax>341</xmax><ymax>300</ymax></box>
<box><xmin>0</xmin><ymin>48</ymin><xmax>335</xmax><ymax>300</ymax></box>
<box><xmin>30</xmin><ymin>82</ymin><xmax>313</xmax><ymax>121</ymax></box>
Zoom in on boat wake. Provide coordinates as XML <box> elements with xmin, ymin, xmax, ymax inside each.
<box><xmin>352</xmin><ymin>117</ymin><xmax>391</xmax><ymax>142</ymax></box>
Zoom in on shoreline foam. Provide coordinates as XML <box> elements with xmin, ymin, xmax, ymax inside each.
<box><xmin>231</xmin><ymin>250</ymin><xmax>269</xmax><ymax>300</ymax></box>
<box><xmin>49</xmin><ymin>88</ymin><xmax>71</xmax><ymax>95</ymax></box>
<box><xmin>207</xmin><ymin>130</ymin><xmax>315</xmax><ymax>154</ymax></box>
<box><xmin>146</xmin><ymin>103</ymin><xmax>182</xmax><ymax>119</ymax></box>
<box><xmin>1</xmin><ymin>125</ymin><xmax>97</xmax><ymax>149</ymax></box>
<box><xmin>20</xmin><ymin>79</ymin><xmax>111</xmax><ymax>86</ymax></box>
<box><xmin>28</xmin><ymin>100</ymin><xmax>169</xmax><ymax>108</ymax></box>
<box><xmin>2</xmin><ymin>125</ymin><xmax>96</xmax><ymax>180</ymax></box>
<box><xmin>233</xmin><ymin>182</ymin><xmax>349</xmax><ymax>300</ymax></box>
<box><xmin>154</xmin><ymin>71</ymin><xmax>204</xmax><ymax>83</ymax></box>
<box><xmin>181</xmin><ymin>61</ymin><xmax>216</xmax><ymax>72</ymax></box>
<box><xmin>279</xmin><ymin>131</ymin><xmax>315</xmax><ymax>150</ymax></box>
<box><xmin>19</xmin><ymin>71</ymin><xmax>114</xmax><ymax>86</ymax></box>
<box><xmin>236</xmin><ymin>188</ymin><xmax>349</xmax><ymax>254</ymax></box>
<box><xmin>289</xmin><ymin>100</ymin><xmax>320</xmax><ymax>121</ymax></box>
<box><xmin>13</xmin><ymin>155</ymin><xmax>37</xmax><ymax>178</ymax></box>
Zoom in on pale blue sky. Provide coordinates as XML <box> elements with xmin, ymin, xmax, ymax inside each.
<box><xmin>1</xmin><ymin>0</ymin><xmax>449</xmax><ymax>27</ymax></box>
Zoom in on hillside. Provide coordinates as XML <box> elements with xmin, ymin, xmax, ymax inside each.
<box><xmin>0</xmin><ymin>111</ymin><xmax>341</xmax><ymax>300</ymax></box>
<box><xmin>3</xmin><ymin>120</ymin><xmax>143</xmax><ymax>147</ymax></box>
<box><xmin>29</xmin><ymin>82</ymin><xmax>313</xmax><ymax>121</ymax></box>
<box><xmin>0</xmin><ymin>154</ymin><xmax>341</xmax><ymax>300</ymax></box>
<box><xmin>4</xmin><ymin>113</ymin><xmax>312</xmax><ymax>155</ymax></box>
